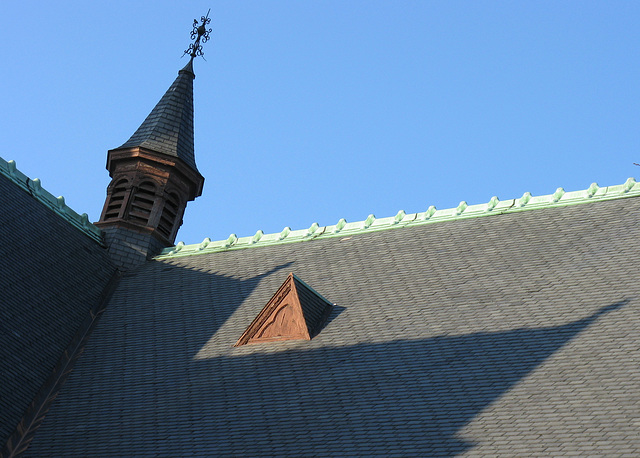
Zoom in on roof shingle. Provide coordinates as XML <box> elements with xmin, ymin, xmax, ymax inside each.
<box><xmin>25</xmin><ymin>195</ymin><xmax>640</xmax><ymax>456</ymax></box>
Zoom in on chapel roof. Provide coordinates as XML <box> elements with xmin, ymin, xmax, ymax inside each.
<box><xmin>3</xmin><ymin>17</ymin><xmax>639</xmax><ymax>450</ymax></box>
<box><xmin>0</xmin><ymin>160</ymin><xmax>116</xmax><ymax>453</ymax></box>
<box><xmin>24</xmin><ymin>184</ymin><xmax>640</xmax><ymax>456</ymax></box>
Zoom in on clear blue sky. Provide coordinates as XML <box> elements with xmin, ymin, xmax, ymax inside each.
<box><xmin>1</xmin><ymin>1</ymin><xmax>639</xmax><ymax>244</ymax></box>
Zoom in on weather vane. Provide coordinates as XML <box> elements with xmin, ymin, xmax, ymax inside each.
<box><xmin>184</xmin><ymin>9</ymin><xmax>212</xmax><ymax>60</ymax></box>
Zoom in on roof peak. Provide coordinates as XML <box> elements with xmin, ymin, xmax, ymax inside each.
<box><xmin>158</xmin><ymin>177</ymin><xmax>639</xmax><ymax>259</ymax></box>
<box><xmin>116</xmin><ymin>61</ymin><xmax>198</xmax><ymax>170</ymax></box>
<box><xmin>114</xmin><ymin>12</ymin><xmax>213</xmax><ymax>170</ymax></box>
<box><xmin>179</xmin><ymin>58</ymin><xmax>195</xmax><ymax>78</ymax></box>
<box><xmin>182</xmin><ymin>9</ymin><xmax>212</xmax><ymax>76</ymax></box>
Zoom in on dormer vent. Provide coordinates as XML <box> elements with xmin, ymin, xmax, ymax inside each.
<box><xmin>235</xmin><ymin>273</ymin><xmax>334</xmax><ymax>346</ymax></box>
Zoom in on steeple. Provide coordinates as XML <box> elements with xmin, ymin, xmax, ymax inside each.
<box><xmin>95</xmin><ymin>13</ymin><xmax>211</xmax><ymax>269</ymax></box>
<box><xmin>117</xmin><ymin>60</ymin><xmax>198</xmax><ymax>171</ymax></box>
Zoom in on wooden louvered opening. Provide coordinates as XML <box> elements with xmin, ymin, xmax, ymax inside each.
<box><xmin>104</xmin><ymin>179</ymin><xmax>128</xmax><ymax>220</ymax></box>
<box><xmin>129</xmin><ymin>181</ymin><xmax>156</xmax><ymax>226</ymax></box>
<box><xmin>157</xmin><ymin>192</ymin><xmax>180</xmax><ymax>238</ymax></box>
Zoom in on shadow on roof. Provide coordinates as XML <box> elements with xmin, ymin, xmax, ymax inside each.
<box><xmin>27</xmin><ymin>295</ymin><xmax>629</xmax><ymax>455</ymax></box>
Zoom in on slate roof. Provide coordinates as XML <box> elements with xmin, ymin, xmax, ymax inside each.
<box><xmin>117</xmin><ymin>60</ymin><xmax>198</xmax><ymax>171</ymax></box>
<box><xmin>25</xmin><ymin>189</ymin><xmax>640</xmax><ymax>456</ymax></box>
<box><xmin>0</xmin><ymin>168</ymin><xmax>116</xmax><ymax>451</ymax></box>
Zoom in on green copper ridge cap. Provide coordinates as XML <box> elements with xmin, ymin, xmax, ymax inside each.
<box><xmin>157</xmin><ymin>177</ymin><xmax>639</xmax><ymax>259</ymax></box>
<box><xmin>0</xmin><ymin>157</ymin><xmax>104</xmax><ymax>245</ymax></box>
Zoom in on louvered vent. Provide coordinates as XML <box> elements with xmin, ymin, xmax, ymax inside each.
<box><xmin>157</xmin><ymin>192</ymin><xmax>180</xmax><ymax>238</ymax></box>
<box><xmin>129</xmin><ymin>181</ymin><xmax>156</xmax><ymax>226</ymax></box>
<box><xmin>104</xmin><ymin>179</ymin><xmax>128</xmax><ymax>221</ymax></box>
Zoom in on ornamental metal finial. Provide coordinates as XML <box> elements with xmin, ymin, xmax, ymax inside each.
<box><xmin>184</xmin><ymin>9</ymin><xmax>212</xmax><ymax>60</ymax></box>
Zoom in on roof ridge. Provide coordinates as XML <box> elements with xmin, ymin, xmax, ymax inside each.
<box><xmin>157</xmin><ymin>177</ymin><xmax>639</xmax><ymax>259</ymax></box>
<box><xmin>0</xmin><ymin>157</ymin><xmax>104</xmax><ymax>245</ymax></box>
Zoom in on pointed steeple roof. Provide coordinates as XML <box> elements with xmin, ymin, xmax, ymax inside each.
<box><xmin>118</xmin><ymin>60</ymin><xmax>198</xmax><ymax>171</ymax></box>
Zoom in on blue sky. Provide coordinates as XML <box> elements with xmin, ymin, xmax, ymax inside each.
<box><xmin>1</xmin><ymin>1</ymin><xmax>639</xmax><ymax>244</ymax></box>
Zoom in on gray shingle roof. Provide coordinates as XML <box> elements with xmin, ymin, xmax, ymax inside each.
<box><xmin>117</xmin><ymin>61</ymin><xmax>197</xmax><ymax>171</ymax></box>
<box><xmin>294</xmin><ymin>274</ymin><xmax>334</xmax><ymax>337</ymax></box>
<box><xmin>26</xmin><ymin>196</ymin><xmax>640</xmax><ymax>456</ymax></box>
<box><xmin>0</xmin><ymin>174</ymin><xmax>116</xmax><ymax>450</ymax></box>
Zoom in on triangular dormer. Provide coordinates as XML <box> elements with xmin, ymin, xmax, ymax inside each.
<box><xmin>235</xmin><ymin>273</ymin><xmax>334</xmax><ymax>346</ymax></box>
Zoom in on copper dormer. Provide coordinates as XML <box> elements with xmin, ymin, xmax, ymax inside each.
<box><xmin>235</xmin><ymin>273</ymin><xmax>334</xmax><ymax>346</ymax></box>
<box><xmin>96</xmin><ymin>12</ymin><xmax>211</xmax><ymax>268</ymax></box>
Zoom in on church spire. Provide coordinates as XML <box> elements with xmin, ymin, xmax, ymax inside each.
<box><xmin>95</xmin><ymin>13</ymin><xmax>211</xmax><ymax>269</ymax></box>
<box><xmin>118</xmin><ymin>62</ymin><xmax>197</xmax><ymax>170</ymax></box>
<box><xmin>117</xmin><ymin>10</ymin><xmax>212</xmax><ymax>172</ymax></box>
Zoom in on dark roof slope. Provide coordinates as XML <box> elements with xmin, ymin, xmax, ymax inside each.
<box><xmin>117</xmin><ymin>61</ymin><xmax>198</xmax><ymax>171</ymax></box>
<box><xmin>0</xmin><ymin>174</ymin><xmax>117</xmax><ymax>449</ymax></box>
<box><xmin>293</xmin><ymin>274</ymin><xmax>334</xmax><ymax>337</ymax></box>
<box><xmin>27</xmin><ymin>196</ymin><xmax>640</xmax><ymax>456</ymax></box>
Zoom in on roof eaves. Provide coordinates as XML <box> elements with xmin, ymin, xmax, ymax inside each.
<box><xmin>157</xmin><ymin>178</ymin><xmax>639</xmax><ymax>259</ymax></box>
<box><xmin>0</xmin><ymin>157</ymin><xmax>104</xmax><ymax>245</ymax></box>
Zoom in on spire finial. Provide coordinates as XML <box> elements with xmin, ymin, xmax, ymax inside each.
<box><xmin>184</xmin><ymin>9</ymin><xmax>212</xmax><ymax>62</ymax></box>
